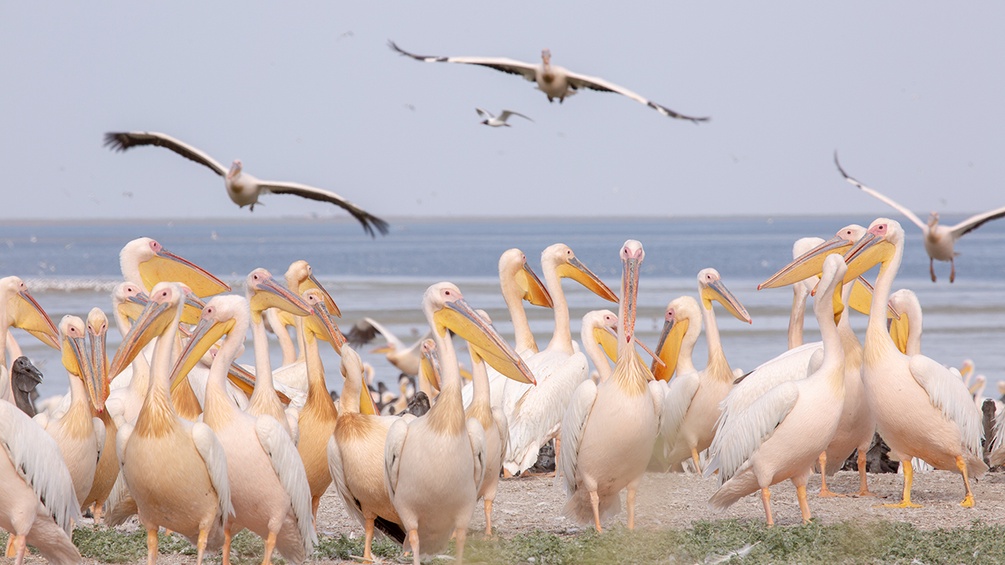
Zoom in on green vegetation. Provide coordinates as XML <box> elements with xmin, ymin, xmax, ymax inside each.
<box><xmin>3</xmin><ymin>520</ymin><xmax>1004</xmax><ymax>563</ymax></box>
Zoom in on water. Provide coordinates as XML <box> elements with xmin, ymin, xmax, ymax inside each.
<box><xmin>3</xmin><ymin>215</ymin><xmax>1004</xmax><ymax>401</ymax></box>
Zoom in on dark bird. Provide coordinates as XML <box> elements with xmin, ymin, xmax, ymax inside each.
<box><xmin>11</xmin><ymin>356</ymin><xmax>43</xmax><ymax>417</ymax></box>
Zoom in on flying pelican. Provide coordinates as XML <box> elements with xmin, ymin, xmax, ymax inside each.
<box><xmin>0</xmin><ymin>276</ymin><xmax>60</xmax><ymax>404</ymax></box>
<box><xmin>384</xmin><ymin>282</ymin><xmax>536</xmax><ymax>564</ymax></box>
<box><xmin>108</xmin><ymin>282</ymin><xmax>232</xmax><ymax>564</ymax></box>
<box><xmin>390</xmin><ymin>42</ymin><xmax>709</xmax><ymax>122</ymax></box>
<box><xmin>841</xmin><ymin>219</ymin><xmax>986</xmax><ymax>507</ymax></box>
<box><xmin>835</xmin><ymin>154</ymin><xmax>1005</xmax><ymax>282</ymax></box>
<box><xmin>503</xmin><ymin>243</ymin><xmax>618</xmax><ymax>475</ymax></box>
<box><xmin>104</xmin><ymin>132</ymin><xmax>390</xmax><ymax>237</ymax></box>
<box><xmin>706</xmin><ymin>254</ymin><xmax>849</xmax><ymax>526</ymax></box>
<box><xmin>327</xmin><ymin>344</ymin><xmax>407</xmax><ymax>562</ymax></box>
<box><xmin>559</xmin><ymin>240</ymin><xmax>663</xmax><ymax>532</ymax></box>
<box><xmin>78</xmin><ymin>308</ymin><xmax>120</xmax><ymax>523</ymax></box>
<box><xmin>172</xmin><ymin>294</ymin><xmax>316</xmax><ymax>565</ymax></box>
<box><xmin>0</xmin><ymin>400</ymin><xmax>81</xmax><ymax>565</ymax></box>
<box><xmin>476</xmin><ymin>108</ymin><xmax>533</xmax><ymax>127</ymax></box>
<box><xmin>347</xmin><ymin>317</ymin><xmax>429</xmax><ymax>377</ymax></box>
<box><xmin>659</xmin><ymin>268</ymin><xmax>752</xmax><ymax>473</ymax></box>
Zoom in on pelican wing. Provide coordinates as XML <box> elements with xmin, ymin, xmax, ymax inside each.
<box><xmin>834</xmin><ymin>153</ymin><xmax>926</xmax><ymax>230</ymax></box>
<box><xmin>0</xmin><ymin>402</ymin><xmax>80</xmax><ymax>535</ymax></box>
<box><xmin>389</xmin><ymin>41</ymin><xmax>538</xmax><ymax>81</ymax></box>
<box><xmin>948</xmin><ymin>205</ymin><xmax>1005</xmax><ymax>238</ymax></box>
<box><xmin>660</xmin><ymin>372</ymin><xmax>699</xmax><ymax>447</ymax></box>
<box><xmin>257</xmin><ymin>415</ymin><xmax>316</xmax><ymax>553</ymax></box>
<box><xmin>909</xmin><ymin>355</ymin><xmax>984</xmax><ymax>457</ymax></box>
<box><xmin>104</xmin><ymin>131</ymin><xmax>228</xmax><ymax>176</ymax></box>
<box><xmin>383</xmin><ymin>418</ymin><xmax>409</xmax><ymax>500</ymax></box>
<box><xmin>499</xmin><ymin>110</ymin><xmax>533</xmax><ymax>122</ymax></box>
<box><xmin>466</xmin><ymin>418</ymin><xmax>487</xmax><ymax>488</ymax></box>
<box><xmin>326</xmin><ymin>435</ymin><xmax>363</xmax><ymax>525</ymax></box>
<box><xmin>558</xmin><ymin>379</ymin><xmax>598</xmax><ymax>496</ymax></box>
<box><xmin>720</xmin><ymin>343</ymin><xmax>818</xmax><ymax>417</ymax></box>
<box><xmin>190</xmin><ymin>422</ymin><xmax>234</xmax><ymax>521</ymax></box>
<box><xmin>256</xmin><ymin>181</ymin><xmax>390</xmax><ymax>237</ymax></box>
<box><xmin>991</xmin><ymin>411</ymin><xmax>1005</xmax><ymax>467</ymax></box>
<box><xmin>563</xmin><ymin>70</ymin><xmax>709</xmax><ymax>122</ymax></box>
<box><xmin>347</xmin><ymin>317</ymin><xmax>403</xmax><ymax>349</ymax></box>
<box><xmin>705</xmin><ymin>382</ymin><xmax>799</xmax><ymax>483</ymax></box>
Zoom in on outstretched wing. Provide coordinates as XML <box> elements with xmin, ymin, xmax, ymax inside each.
<box><xmin>948</xmin><ymin>206</ymin><xmax>1005</xmax><ymax>239</ymax></box>
<box><xmin>563</xmin><ymin>70</ymin><xmax>709</xmax><ymax>122</ymax></box>
<box><xmin>499</xmin><ymin>110</ymin><xmax>534</xmax><ymax>122</ymax></box>
<box><xmin>257</xmin><ymin>181</ymin><xmax>389</xmax><ymax>238</ymax></box>
<box><xmin>104</xmin><ymin>131</ymin><xmax>228</xmax><ymax>176</ymax></box>
<box><xmin>389</xmin><ymin>41</ymin><xmax>538</xmax><ymax>82</ymax></box>
<box><xmin>347</xmin><ymin>317</ymin><xmax>403</xmax><ymax>349</ymax></box>
<box><xmin>475</xmin><ymin>108</ymin><xmax>492</xmax><ymax>120</ymax></box>
<box><xmin>834</xmin><ymin>153</ymin><xmax>927</xmax><ymax>230</ymax></box>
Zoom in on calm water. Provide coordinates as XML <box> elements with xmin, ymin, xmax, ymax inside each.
<box><xmin>3</xmin><ymin>215</ymin><xmax>1004</xmax><ymax>400</ymax></box>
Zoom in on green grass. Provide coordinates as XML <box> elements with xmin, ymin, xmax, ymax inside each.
<box><xmin>3</xmin><ymin>520</ymin><xmax>1004</xmax><ymax>563</ymax></box>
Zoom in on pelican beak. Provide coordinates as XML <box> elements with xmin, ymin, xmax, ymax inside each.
<box><xmin>843</xmin><ymin>226</ymin><xmax>896</xmax><ymax>281</ymax></box>
<box><xmin>302</xmin><ymin>273</ymin><xmax>341</xmax><ymax>318</ymax></box>
<box><xmin>595</xmin><ymin>326</ymin><xmax>619</xmax><ymax>364</ymax></box>
<box><xmin>180</xmin><ymin>292</ymin><xmax>207</xmax><ymax>325</ymax></box>
<box><xmin>652</xmin><ymin>317</ymin><xmax>688</xmax><ymax>381</ymax></box>
<box><xmin>370</xmin><ymin>344</ymin><xmax>394</xmax><ymax>355</ymax></box>
<box><xmin>459</xmin><ymin>366</ymin><xmax>473</xmax><ymax>381</ymax></box>
<box><xmin>306</xmin><ymin>301</ymin><xmax>347</xmax><ymax>352</ymax></box>
<box><xmin>848</xmin><ymin>277</ymin><xmax>900</xmax><ymax>319</ymax></box>
<box><xmin>62</xmin><ymin>320</ymin><xmax>105</xmax><ymax>412</ymax></box>
<box><xmin>831</xmin><ymin>277</ymin><xmax>846</xmax><ymax>326</ymax></box>
<box><xmin>419</xmin><ymin>339</ymin><xmax>441</xmax><ymax>392</ymax></box>
<box><xmin>435</xmin><ymin>297</ymin><xmax>535</xmax><ymax>384</ymax></box>
<box><xmin>889</xmin><ymin>311</ymin><xmax>910</xmax><ymax>354</ymax></box>
<box><xmin>117</xmin><ymin>291</ymin><xmax>150</xmax><ymax>322</ymax></box>
<box><xmin>517</xmin><ymin>263</ymin><xmax>553</xmax><ymax>308</ymax></box>
<box><xmin>86</xmin><ymin>311</ymin><xmax>110</xmax><ymax>411</ymax></box>
<box><xmin>621</xmin><ymin>252</ymin><xmax>642</xmax><ymax>345</ymax></box>
<box><xmin>249</xmin><ymin>273</ymin><xmax>311</xmax><ymax>322</ymax></box>
<box><xmin>223</xmin><ymin>362</ymin><xmax>291</xmax><ymax>404</ymax></box>
<box><xmin>758</xmin><ymin>235</ymin><xmax>853</xmax><ymax>290</ymax></box>
<box><xmin>108</xmin><ymin>297</ymin><xmax>176</xmax><ymax>377</ymax></box>
<box><xmin>138</xmin><ymin>246</ymin><xmax>230</xmax><ymax>298</ymax></box>
<box><xmin>171</xmin><ymin>315</ymin><xmax>236</xmax><ymax>392</ymax></box>
<box><xmin>702</xmin><ymin>280</ymin><xmax>752</xmax><ymax>324</ymax></box>
<box><xmin>557</xmin><ymin>257</ymin><xmax>619</xmax><ymax>303</ymax></box>
<box><xmin>10</xmin><ymin>289</ymin><xmax>60</xmax><ymax>350</ymax></box>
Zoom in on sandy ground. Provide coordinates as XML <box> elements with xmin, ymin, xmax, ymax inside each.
<box><xmin>26</xmin><ymin>468</ymin><xmax>1005</xmax><ymax>564</ymax></box>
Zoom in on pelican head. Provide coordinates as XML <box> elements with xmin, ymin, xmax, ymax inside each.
<box><xmin>619</xmin><ymin>240</ymin><xmax>645</xmax><ymax>345</ymax></box>
<box><xmin>843</xmin><ymin>219</ymin><xmax>904</xmax><ymax>281</ymax></box>
<box><xmin>501</xmin><ymin>248</ymin><xmax>553</xmax><ymax>307</ymax></box>
<box><xmin>119</xmin><ymin>237</ymin><xmax>230</xmax><ymax>297</ymax></box>
<box><xmin>546</xmin><ymin>243</ymin><xmax>619</xmax><ymax>303</ymax></box>
<box><xmin>303</xmin><ymin>288</ymin><xmax>347</xmax><ymax>351</ymax></box>
<box><xmin>928</xmin><ymin>212</ymin><xmax>940</xmax><ymax>228</ymax></box>
<box><xmin>541</xmin><ymin>48</ymin><xmax>552</xmax><ymax>66</ymax></box>
<box><xmin>758</xmin><ymin>225</ymin><xmax>866</xmax><ymax>290</ymax></box>
<box><xmin>245</xmin><ymin>267</ymin><xmax>311</xmax><ymax>324</ymax></box>
<box><xmin>286</xmin><ymin>260</ymin><xmax>340</xmax><ymax>318</ymax></box>
<box><xmin>171</xmin><ymin>295</ymin><xmax>247</xmax><ymax>387</ymax></box>
<box><xmin>113</xmin><ymin>282</ymin><xmax>150</xmax><ymax>323</ymax></box>
<box><xmin>60</xmin><ymin>315</ymin><xmax>106</xmax><ymax>412</ymax></box>
<box><xmin>1</xmin><ymin>276</ymin><xmax>59</xmax><ymax>350</ymax></box>
<box><xmin>698</xmin><ymin>268</ymin><xmax>752</xmax><ymax>324</ymax></box>
<box><xmin>228</xmin><ymin>159</ymin><xmax>243</xmax><ymax>180</ymax></box>
<box><xmin>108</xmin><ymin>282</ymin><xmax>185</xmax><ymax>378</ymax></box>
<box><xmin>586</xmin><ymin>309</ymin><xmax>619</xmax><ymax>363</ymax></box>
<box><xmin>652</xmin><ymin>296</ymin><xmax>700</xmax><ymax>380</ymax></box>
<box><xmin>85</xmin><ymin>308</ymin><xmax>110</xmax><ymax>406</ymax></box>
<box><xmin>419</xmin><ymin>338</ymin><xmax>440</xmax><ymax>391</ymax></box>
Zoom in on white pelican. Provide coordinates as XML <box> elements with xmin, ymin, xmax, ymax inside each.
<box><xmin>659</xmin><ymin>268</ymin><xmax>752</xmax><ymax>472</ymax></box>
<box><xmin>503</xmin><ymin>243</ymin><xmax>618</xmax><ymax>475</ymax></box>
<box><xmin>841</xmin><ymin>219</ymin><xmax>986</xmax><ymax>506</ymax></box>
<box><xmin>0</xmin><ymin>276</ymin><xmax>60</xmax><ymax>404</ymax></box>
<box><xmin>390</xmin><ymin>42</ymin><xmax>709</xmax><ymax>122</ymax></box>
<box><xmin>888</xmin><ymin>289</ymin><xmax>922</xmax><ymax>356</ymax></box>
<box><xmin>172</xmin><ymin>294</ymin><xmax>315</xmax><ymax>565</ymax></box>
<box><xmin>384</xmin><ymin>282</ymin><xmax>535</xmax><ymax>564</ymax></box>
<box><xmin>105</xmin><ymin>132</ymin><xmax>390</xmax><ymax>237</ymax></box>
<box><xmin>32</xmin><ymin>315</ymin><xmax>106</xmax><ymax>506</ymax></box>
<box><xmin>559</xmin><ymin>240</ymin><xmax>663</xmax><ymax>532</ymax></box>
<box><xmin>119</xmin><ymin>236</ymin><xmax>231</xmax><ymax>298</ymax></box>
<box><xmin>836</xmin><ymin>154</ymin><xmax>1005</xmax><ymax>282</ymax></box>
<box><xmin>347</xmin><ymin>317</ymin><xmax>429</xmax><ymax>377</ymax></box>
<box><xmin>785</xmin><ymin>238</ymin><xmax>823</xmax><ymax>349</ymax></box>
<box><xmin>327</xmin><ymin>345</ymin><xmax>408</xmax><ymax>562</ymax></box>
<box><xmin>580</xmin><ymin>309</ymin><xmax>619</xmax><ymax>382</ymax></box>
<box><xmin>108</xmin><ymin>282</ymin><xmax>232</xmax><ymax>564</ymax></box>
<box><xmin>651</xmin><ymin>296</ymin><xmax>702</xmax><ymax>384</ymax></box>
<box><xmin>79</xmin><ymin>308</ymin><xmax>120</xmax><ymax>522</ymax></box>
<box><xmin>0</xmin><ymin>401</ymin><xmax>81</xmax><ymax>565</ymax></box>
<box><xmin>476</xmin><ymin>107</ymin><xmax>533</xmax><ymax>127</ymax></box>
<box><xmin>706</xmin><ymin>254</ymin><xmax>849</xmax><ymax>526</ymax></box>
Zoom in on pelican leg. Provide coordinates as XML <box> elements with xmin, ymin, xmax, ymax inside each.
<box><xmin>407</xmin><ymin>529</ymin><xmax>421</xmax><ymax>565</ymax></box>
<box><xmin>11</xmin><ymin>534</ymin><xmax>25</xmax><ymax>565</ymax></box>
<box><xmin>4</xmin><ymin>535</ymin><xmax>14</xmax><ymax>557</ymax></box>
<box><xmin>882</xmin><ymin>459</ymin><xmax>922</xmax><ymax>508</ymax></box>
<box><xmin>146</xmin><ymin>527</ymin><xmax>159</xmax><ymax>565</ymax></box>
<box><xmin>930</xmin><ymin>258</ymin><xmax>937</xmax><ymax>283</ymax></box>
<box><xmin>311</xmin><ymin>495</ymin><xmax>321</xmax><ymax>524</ymax></box>
<box><xmin>363</xmin><ymin>516</ymin><xmax>375</xmax><ymax>561</ymax></box>
<box><xmin>856</xmin><ymin>449</ymin><xmax>877</xmax><ymax>497</ymax></box>
<box><xmin>626</xmin><ymin>483</ymin><xmax>638</xmax><ymax>530</ymax></box>
<box><xmin>195</xmin><ymin>528</ymin><xmax>209</xmax><ymax>565</ymax></box>
<box><xmin>956</xmin><ymin>455</ymin><xmax>976</xmax><ymax>507</ymax></box>
<box><xmin>796</xmin><ymin>484</ymin><xmax>812</xmax><ymax>524</ymax></box>
<box><xmin>760</xmin><ymin>488</ymin><xmax>774</xmax><ymax>527</ymax></box>
<box><xmin>690</xmin><ymin>447</ymin><xmax>702</xmax><ymax>473</ymax></box>
<box><xmin>484</xmin><ymin>498</ymin><xmax>494</xmax><ymax>537</ymax></box>
<box><xmin>454</xmin><ymin>527</ymin><xmax>468</xmax><ymax>564</ymax></box>
<box><xmin>589</xmin><ymin>490</ymin><xmax>603</xmax><ymax>533</ymax></box>
<box><xmin>950</xmin><ymin>258</ymin><xmax>956</xmax><ymax>284</ymax></box>
<box><xmin>817</xmin><ymin>452</ymin><xmax>843</xmax><ymax>497</ymax></box>
<box><xmin>222</xmin><ymin>525</ymin><xmax>233</xmax><ymax>565</ymax></box>
<box><xmin>261</xmin><ymin>531</ymin><xmax>277</xmax><ymax>565</ymax></box>
<box><xmin>91</xmin><ymin>501</ymin><xmax>105</xmax><ymax>524</ymax></box>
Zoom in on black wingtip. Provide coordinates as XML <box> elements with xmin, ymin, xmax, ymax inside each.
<box><xmin>103</xmin><ymin>132</ymin><xmax>128</xmax><ymax>152</ymax></box>
<box><xmin>833</xmin><ymin>151</ymin><xmax>854</xmax><ymax>183</ymax></box>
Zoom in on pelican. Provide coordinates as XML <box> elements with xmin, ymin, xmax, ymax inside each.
<box><xmin>0</xmin><ymin>276</ymin><xmax>60</xmax><ymax>404</ymax></box>
<box><xmin>119</xmin><ymin>236</ymin><xmax>231</xmax><ymax>298</ymax></box>
<box><xmin>108</xmin><ymin>282</ymin><xmax>232</xmax><ymax>564</ymax></box>
<box><xmin>79</xmin><ymin>308</ymin><xmax>120</xmax><ymax>522</ymax></box>
<box><xmin>384</xmin><ymin>282</ymin><xmax>535</xmax><ymax>564</ymax></box>
<box><xmin>476</xmin><ymin>107</ymin><xmax>533</xmax><ymax>127</ymax></box>
<box><xmin>10</xmin><ymin>356</ymin><xmax>42</xmax><ymax>416</ymax></box>
<box><xmin>390</xmin><ymin>42</ymin><xmax>709</xmax><ymax>122</ymax></box>
<box><xmin>0</xmin><ymin>401</ymin><xmax>81</xmax><ymax>565</ymax></box>
<box><xmin>659</xmin><ymin>268</ymin><xmax>752</xmax><ymax>473</ymax></box>
<box><xmin>651</xmin><ymin>296</ymin><xmax>702</xmax><ymax>384</ymax></box>
<box><xmin>835</xmin><ymin>154</ymin><xmax>1005</xmax><ymax>282</ymax></box>
<box><xmin>104</xmin><ymin>132</ymin><xmax>390</xmax><ymax>237</ymax></box>
<box><xmin>172</xmin><ymin>294</ymin><xmax>315</xmax><ymax>565</ymax></box>
<box><xmin>580</xmin><ymin>310</ymin><xmax>619</xmax><ymax>382</ymax></box>
<box><xmin>706</xmin><ymin>254</ymin><xmax>849</xmax><ymax>526</ymax></box>
<box><xmin>559</xmin><ymin>240</ymin><xmax>663</xmax><ymax>532</ymax></box>
<box><xmin>841</xmin><ymin>219</ymin><xmax>986</xmax><ymax>506</ymax></box>
<box><xmin>347</xmin><ymin>317</ymin><xmax>429</xmax><ymax>377</ymax></box>
<box><xmin>327</xmin><ymin>345</ymin><xmax>407</xmax><ymax>562</ymax></box>
<box><xmin>503</xmin><ymin>243</ymin><xmax>618</xmax><ymax>475</ymax></box>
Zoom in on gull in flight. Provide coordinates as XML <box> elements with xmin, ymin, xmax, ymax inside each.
<box><xmin>104</xmin><ymin>131</ymin><xmax>390</xmax><ymax>237</ymax></box>
<box><xmin>390</xmin><ymin>41</ymin><xmax>709</xmax><ymax>123</ymax></box>
<box><xmin>476</xmin><ymin>108</ymin><xmax>533</xmax><ymax>127</ymax></box>
<box><xmin>835</xmin><ymin>153</ymin><xmax>1005</xmax><ymax>282</ymax></box>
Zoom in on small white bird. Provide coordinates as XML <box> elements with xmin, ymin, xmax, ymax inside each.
<box><xmin>475</xmin><ymin>108</ymin><xmax>533</xmax><ymax>127</ymax></box>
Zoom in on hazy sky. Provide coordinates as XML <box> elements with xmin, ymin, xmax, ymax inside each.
<box><xmin>3</xmin><ymin>3</ymin><xmax>1004</xmax><ymax>222</ymax></box>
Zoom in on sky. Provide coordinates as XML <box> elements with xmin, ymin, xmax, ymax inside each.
<box><xmin>2</xmin><ymin>3</ymin><xmax>1004</xmax><ymax>222</ymax></box>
